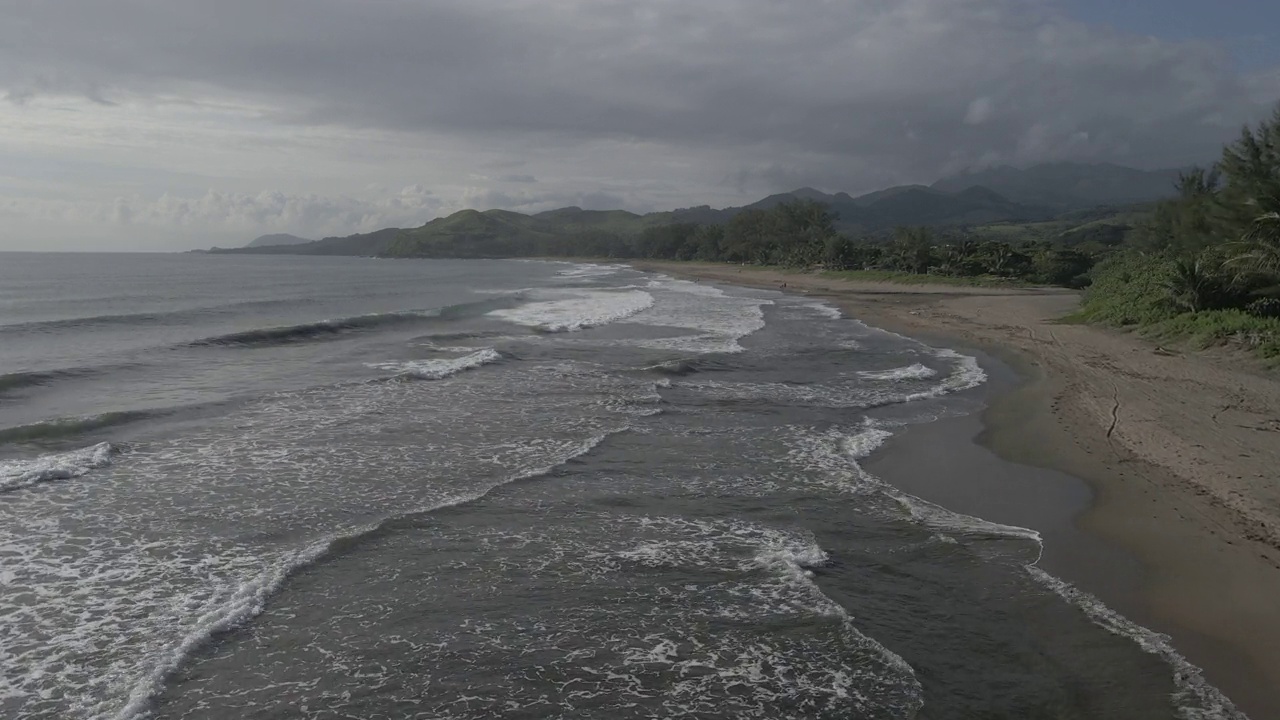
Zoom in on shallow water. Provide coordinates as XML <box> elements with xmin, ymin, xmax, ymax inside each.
<box><xmin>0</xmin><ymin>253</ymin><xmax>1247</xmax><ymax>719</ymax></box>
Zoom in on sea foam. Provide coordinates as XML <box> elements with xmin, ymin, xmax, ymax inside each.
<box><xmin>620</xmin><ymin>276</ymin><xmax>771</xmax><ymax>354</ymax></box>
<box><xmin>489</xmin><ymin>290</ymin><xmax>654</xmax><ymax>332</ymax></box>
<box><xmin>858</xmin><ymin>363</ymin><xmax>938</xmax><ymax>381</ymax></box>
<box><xmin>366</xmin><ymin>348</ymin><xmax>502</xmax><ymax>380</ymax></box>
<box><xmin>1027</xmin><ymin>567</ymin><xmax>1247</xmax><ymax>720</ymax></box>
<box><xmin>791</xmin><ymin>419</ymin><xmax>1240</xmax><ymax>720</ymax></box>
<box><xmin>0</xmin><ymin>442</ymin><xmax>118</xmax><ymax>493</ymax></box>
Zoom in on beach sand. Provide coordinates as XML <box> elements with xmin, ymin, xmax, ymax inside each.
<box><xmin>632</xmin><ymin>261</ymin><xmax>1280</xmax><ymax>718</ymax></box>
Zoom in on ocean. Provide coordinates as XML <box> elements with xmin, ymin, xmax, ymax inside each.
<box><xmin>0</xmin><ymin>253</ymin><xmax>1246</xmax><ymax>719</ymax></box>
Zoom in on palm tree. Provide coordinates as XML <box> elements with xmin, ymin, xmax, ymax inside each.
<box><xmin>1164</xmin><ymin>255</ymin><xmax>1227</xmax><ymax>313</ymax></box>
<box><xmin>985</xmin><ymin>243</ymin><xmax>1015</xmax><ymax>275</ymax></box>
<box><xmin>1225</xmin><ymin>211</ymin><xmax>1280</xmax><ymax>281</ymax></box>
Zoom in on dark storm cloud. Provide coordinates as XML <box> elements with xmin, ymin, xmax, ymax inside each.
<box><xmin>2</xmin><ymin>0</ymin><xmax>1277</xmax><ymax>190</ymax></box>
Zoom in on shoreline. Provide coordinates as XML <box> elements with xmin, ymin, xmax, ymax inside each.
<box><xmin>631</xmin><ymin>260</ymin><xmax>1280</xmax><ymax>718</ymax></box>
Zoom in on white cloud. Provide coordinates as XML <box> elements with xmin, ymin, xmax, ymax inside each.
<box><xmin>0</xmin><ymin>0</ymin><xmax>1276</xmax><ymax>249</ymax></box>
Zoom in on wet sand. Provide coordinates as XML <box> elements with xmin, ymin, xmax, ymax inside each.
<box><xmin>632</xmin><ymin>261</ymin><xmax>1280</xmax><ymax>719</ymax></box>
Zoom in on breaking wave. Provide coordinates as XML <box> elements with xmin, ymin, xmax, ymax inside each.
<box><xmin>366</xmin><ymin>348</ymin><xmax>503</xmax><ymax>380</ymax></box>
<box><xmin>186</xmin><ymin>297</ymin><xmax>515</xmax><ymax>348</ymax></box>
<box><xmin>186</xmin><ymin>312</ymin><xmax>434</xmax><ymax>347</ymax></box>
<box><xmin>858</xmin><ymin>363</ymin><xmax>937</xmax><ymax>381</ymax></box>
<box><xmin>0</xmin><ymin>442</ymin><xmax>119</xmax><ymax>493</ymax></box>
<box><xmin>489</xmin><ymin>290</ymin><xmax>654</xmax><ymax>333</ymax></box>
<box><xmin>112</xmin><ymin>431</ymin><xmax>622</xmax><ymax>720</ymax></box>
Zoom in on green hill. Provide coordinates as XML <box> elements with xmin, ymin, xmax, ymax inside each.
<box><xmin>247</xmin><ymin>233</ymin><xmax>312</xmax><ymax>248</ymax></box>
<box><xmin>210</xmin><ymin>161</ymin><xmax>1182</xmax><ymax>259</ymax></box>
<box><xmin>211</xmin><ymin>228</ymin><xmax>405</xmax><ymax>256</ymax></box>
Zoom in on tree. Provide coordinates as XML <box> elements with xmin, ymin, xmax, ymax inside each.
<box><xmin>1163</xmin><ymin>254</ymin><xmax>1229</xmax><ymax>313</ymax></box>
<box><xmin>1216</xmin><ymin>106</ymin><xmax>1280</xmax><ymax>239</ymax></box>
<box><xmin>1135</xmin><ymin>167</ymin><xmax>1220</xmax><ymax>253</ymax></box>
<box><xmin>822</xmin><ymin>235</ymin><xmax>857</xmax><ymax>269</ymax></box>
<box><xmin>1226</xmin><ymin>212</ymin><xmax>1280</xmax><ymax>279</ymax></box>
<box><xmin>886</xmin><ymin>227</ymin><xmax>934</xmax><ymax>273</ymax></box>
<box><xmin>1033</xmin><ymin>248</ymin><xmax>1094</xmax><ymax>287</ymax></box>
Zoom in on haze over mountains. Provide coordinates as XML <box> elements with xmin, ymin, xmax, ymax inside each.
<box><xmin>930</xmin><ymin>162</ymin><xmax>1185</xmax><ymax>209</ymax></box>
<box><xmin>246</xmin><ymin>233</ymin><xmax>313</xmax><ymax>248</ymax></box>
<box><xmin>229</xmin><ymin>162</ymin><xmax>1182</xmax><ymax>256</ymax></box>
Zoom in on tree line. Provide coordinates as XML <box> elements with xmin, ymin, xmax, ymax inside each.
<box><xmin>533</xmin><ymin>199</ymin><xmax>1095</xmax><ymax>287</ymax></box>
<box><xmin>1075</xmin><ymin>106</ymin><xmax>1280</xmax><ymax>359</ymax></box>
<box><xmin>1083</xmin><ymin>108</ymin><xmax>1280</xmax><ymax>320</ymax></box>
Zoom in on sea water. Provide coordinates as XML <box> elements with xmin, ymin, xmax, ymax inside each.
<box><xmin>0</xmin><ymin>253</ymin><xmax>1246</xmax><ymax>719</ymax></box>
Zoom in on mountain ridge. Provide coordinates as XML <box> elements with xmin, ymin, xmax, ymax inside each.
<box><xmin>246</xmin><ymin>233</ymin><xmax>313</xmax><ymax>248</ymax></box>
<box><xmin>208</xmin><ymin>161</ymin><xmax>1184</xmax><ymax>258</ymax></box>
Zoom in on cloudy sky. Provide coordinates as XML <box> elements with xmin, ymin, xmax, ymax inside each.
<box><xmin>2</xmin><ymin>0</ymin><xmax>1278</xmax><ymax>251</ymax></box>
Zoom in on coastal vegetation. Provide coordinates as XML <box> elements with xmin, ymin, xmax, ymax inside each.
<box><xmin>1075</xmin><ymin>107</ymin><xmax>1280</xmax><ymax>360</ymax></box>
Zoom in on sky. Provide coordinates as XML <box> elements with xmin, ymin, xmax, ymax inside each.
<box><xmin>1</xmin><ymin>0</ymin><xmax>1278</xmax><ymax>251</ymax></box>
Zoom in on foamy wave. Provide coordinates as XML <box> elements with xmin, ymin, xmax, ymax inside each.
<box><xmin>784</xmin><ymin>424</ymin><xmax>891</xmax><ymax>495</ymax></box>
<box><xmin>804</xmin><ymin>301</ymin><xmax>844</xmax><ymax>320</ymax></box>
<box><xmin>1026</xmin><ymin>567</ymin><xmax>1247</xmax><ymax>720</ymax></box>
<box><xmin>933</xmin><ymin>349</ymin><xmax>986</xmax><ymax>392</ymax></box>
<box><xmin>865</xmin><ymin>349</ymin><xmax>985</xmax><ymax>407</ymax></box>
<box><xmin>889</xmin><ymin>493</ymin><xmax>1043</xmax><ymax>545</ymax></box>
<box><xmin>859</xmin><ymin>363</ymin><xmax>937</xmax><ymax>381</ymax></box>
<box><xmin>489</xmin><ymin>290</ymin><xmax>654</xmax><ymax>332</ymax></box>
<box><xmin>110</xmin><ymin>430</ymin><xmax>623</xmax><ymax>719</ymax></box>
<box><xmin>875</xmin><ymin>350</ymin><xmax>985</xmax><ymax>407</ymax></box>
<box><xmin>0</xmin><ymin>442</ymin><xmax>118</xmax><ymax>493</ymax></box>
<box><xmin>598</xmin><ymin>515</ymin><xmax>922</xmax><ymax>711</ymax></box>
<box><xmin>366</xmin><ymin>348</ymin><xmax>501</xmax><ymax>380</ymax></box>
<box><xmin>840</xmin><ymin>425</ymin><xmax>895</xmax><ymax>460</ymax></box>
<box><xmin>114</xmin><ymin>537</ymin><xmax>336</xmax><ymax>720</ymax></box>
<box><xmin>555</xmin><ymin>262</ymin><xmax>624</xmax><ymax>279</ymax></box>
<box><xmin>679</xmin><ymin>348</ymin><xmax>984</xmax><ymax>409</ymax></box>
<box><xmin>621</xmin><ymin>276</ymin><xmax>770</xmax><ymax>354</ymax></box>
<box><xmin>788</xmin><ymin>424</ymin><xmax>1042</xmax><ymax>547</ymax></box>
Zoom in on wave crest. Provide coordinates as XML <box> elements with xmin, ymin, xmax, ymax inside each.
<box><xmin>858</xmin><ymin>363</ymin><xmax>937</xmax><ymax>381</ymax></box>
<box><xmin>0</xmin><ymin>442</ymin><xmax>119</xmax><ymax>493</ymax></box>
<box><xmin>489</xmin><ymin>290</ymin><xmax>654</xmax><ymax>333</ymax></box>
<box><xmin>0</xmin><ymin>367</ymin><xmax>95</xmax><ymax>394</ymax></box>
<box><xmin>366</xmin><ymin>348</ymin><xmax>502</xmax><ymax>380</ymax></box>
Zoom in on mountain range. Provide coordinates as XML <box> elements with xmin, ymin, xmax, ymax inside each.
<box><xmin>219</xmin><ymin>162</ymin><xmax>1182</xmax><ymax>256</ymax></box>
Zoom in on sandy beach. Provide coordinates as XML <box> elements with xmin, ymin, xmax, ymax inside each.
<box><xmin>633</xmin><ymin>261</ymin><xmax>1280</xmax><ymax>718</ymax></box>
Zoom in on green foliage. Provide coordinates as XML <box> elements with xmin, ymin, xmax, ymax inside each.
<box><xmin>1077</xmin><ymin>252</ymin><xmax>1179</xmax><ymax>325</ymax></box>
<box><xmin>1132</xmin><ymin>167</ymin><xmax>1220</xmax><ymax>253</ymax></box>
<box><xmin>1216</xmin><ymin>106</ymin><xmax>1280</xmax><ymax>236</ymax></box>
<box><xmin>1032</xmin><ymin>247</ymin><xmax>1094</xmax><ymax>288</ymax></box>
<box><xmin>1073</xmin><ymin>105</ymin><xmax>1280</xmax><ymax>363</ymax></box>
<box><xmin>819</xmin><ymin>269</ymin><xmax>1025</xmax><ymax>288</ymax></box>
<box><xmin>1147</xmin><ymin>311</ymin><xmax>1280</xmax><ymax>361</ymax></box>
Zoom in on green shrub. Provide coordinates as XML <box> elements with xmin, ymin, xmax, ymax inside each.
<box><xmin>1147</xmin><ymin>310</ymin><xmax>1280</xmax><ymax>360</ymax></box>
<box><xmin>1076</xmin><ymin>252</ymin><xmax>1179</xmax><ymax>325</ymax></box>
